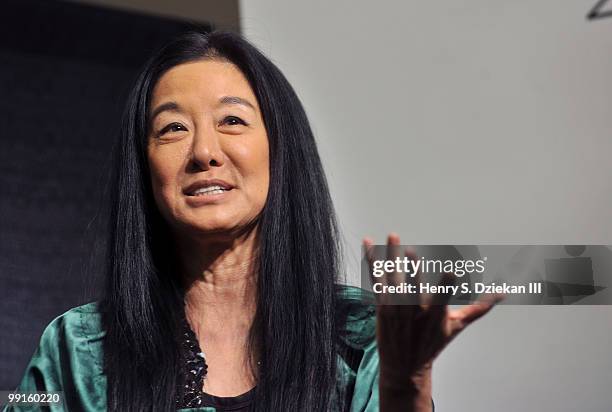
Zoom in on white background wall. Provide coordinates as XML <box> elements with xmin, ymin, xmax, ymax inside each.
<box><xmin>240</xmin><ymin>1</ymin><xmax>612</xmax><ymax>411</ymax></box>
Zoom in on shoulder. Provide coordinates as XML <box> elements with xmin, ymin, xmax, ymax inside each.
<box><xmin>45</xmin><ymin>301</ymin><xmax>103</xmax><ymax>334</ymax></box>
<box><xmin>37</xmin><ymin>302</ymin><xmax>105</xmax><ymax>357</ymax></box>
<box><xmin>335</xmin><ymin>285</ymin><xmax>381</xmax><ymax>411</ymax></box>
<box><xmin>11</xmin><ymin>302</ymin><xmax>106</xmax><ymax>409</ymax></box>
<box><xmin>336</xmin><ymin>284</ymin><xmax>377</xmax><ymax>350</ymax></box>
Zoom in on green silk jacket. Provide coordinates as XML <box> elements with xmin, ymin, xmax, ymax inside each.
<box><xmin>4</xmin><ymin>286</ymin><xmax>433</xmax><ymax>411</ymax></box>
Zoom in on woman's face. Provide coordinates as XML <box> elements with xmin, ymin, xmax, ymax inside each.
<box><xmin>147</xmin><ymin>59</ymin><xmax>270</xmax><ymax>238</ymax></box>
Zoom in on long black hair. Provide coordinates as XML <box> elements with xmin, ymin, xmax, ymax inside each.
<box><xmin>99</xmin><ymin>30</ymin><xmax>347</xmax><ymax>411</ymax></box>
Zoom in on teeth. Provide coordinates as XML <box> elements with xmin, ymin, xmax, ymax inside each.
<box><xmin>192</xmin><ymin>185</ymin><xmax>227</xmax><ymax>196</ymax></box>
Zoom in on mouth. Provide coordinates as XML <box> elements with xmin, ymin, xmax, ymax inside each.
<box><xmin>183</xmin><ymin>179</ymin><xmax>234</xmax><ymax>197</ymax></box>
<box><xmin>189</xmin><ymin>185</ymin><xmax>231</xmax><ymax>196</ymax></box>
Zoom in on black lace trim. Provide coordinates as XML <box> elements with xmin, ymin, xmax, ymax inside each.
<box><xmin>176</xmin><ymin>316</ymin><xmax>208</xmax><ymax>408</ymax></box>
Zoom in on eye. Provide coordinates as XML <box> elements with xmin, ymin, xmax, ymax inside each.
<box><xmin>220</xmin><ymin>116</ymin><xmax>248</xmax><ymax>127</ymax></box>
<box><xmin>159</xmin><ymin>122</ymin><xmax>187</xmax><ymax>136</ymax></box>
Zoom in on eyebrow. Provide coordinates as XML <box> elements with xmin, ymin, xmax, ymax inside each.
<box><xmin>149</xmin><ymin>95</ymin><xmax>256</xmax><ymax>122</ymax></box>
<box><xmin>150</xmin><ymin>101</ymin><xmax>182</xmax><ymax>122</ymax></box>
<box><xmin>219</xmin><ymin>95</ymin><xmax>256</xmax><ymax>110</ymax></box>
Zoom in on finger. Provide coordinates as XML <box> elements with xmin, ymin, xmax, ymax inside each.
<box><xmin>404</xmin><ymin>246</ymin><xmax>422</xmax><ymax>307</ymax></box>
<box><xmin>363</xmin><ymin>237</ymin><xmax>375</xmax><ymax>269</ymax></box>
<box><xmin>403</xmin><ymin>246</ymin><xmax>425</xmax><ymax>307</ymax></box>
<box><xmin>418</xmin><ymin>272</ymin><xmax>455</xmax><ymax>338</ymax></box>
<box><xmin>415</xmin><ymin>304</ymin><xmax>448</xmax><ymax>360</ymax></box>
<box><xmin>431</xmin><ymin>271</ymin><xmax>456</xmax><ymax>307</ymax></box>
<box><xmin>386</xmin><ymin>233</ymin><xmax>403</xmax><ymax>287</ymax></box>
<box><xmin>404</xmin><ymin>246</ymin><xmax>420</xmax><ymax>284</ymax></box>
<box><xmin>363</xmin><ymin>237</ymin><xmax>384</xmax><ymax>288</ymax></box>
<box><xmin>453</xmin><ymin>293</ymin><xmax>504</xmax><ymax>326</ymax></box>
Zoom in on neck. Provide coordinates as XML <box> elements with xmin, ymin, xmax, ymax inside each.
<box><xmin>174</xmin><ymin>226</ymin><xmax>260</xmax><ymax>394</ymax></box>
<box><xmin>176</xmin><ymin>226</ymin><xmax>259</xmax><ymax>337</ymax></box>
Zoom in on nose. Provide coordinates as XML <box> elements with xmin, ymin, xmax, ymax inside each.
<box><xmin>188</xmin><ymin>124</ymin><xmax>225</xmax><ymax>171</ymax></box>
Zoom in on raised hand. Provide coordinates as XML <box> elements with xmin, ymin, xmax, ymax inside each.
<box><xmin>363</xmin><ymin>233</ymin><xmax>504</xmax><ymax>412</ymax></box>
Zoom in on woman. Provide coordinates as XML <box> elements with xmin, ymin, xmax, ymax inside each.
<box><xmin>8</xmin><ymin>31</ymin><xmax>501</xmax><ymax>411</ymax></box>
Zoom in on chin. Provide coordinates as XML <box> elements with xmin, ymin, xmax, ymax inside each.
<box><xmin>171</xmin><ymin>208</ymin><xmax>261</xmax><ymax>240</ymax></box>
<box><xmin>185</xmin><ymin>218</ymin><xmax>254</xmax><ymax>238</ymax></box>
<box><xmin>190</xmin><ymin>221</ymin><xmax>236</xmax><ymax>234</ymax></box>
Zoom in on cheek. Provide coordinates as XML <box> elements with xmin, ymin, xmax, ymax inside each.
<box><xmin>148</xmin><ymin>152</ymin><xmax>181</xmax><ymax>208</ymax></box>
<box><xmin>227</xmin><ymin>138</ymin><xmax>269</xmax><ymax>203</ymax></box>
<box><xmin>259</xmin><ymin>153</ymin><xmax>270</xmax><ymax>198</ymax></box>
<box><xmin>242</xmin><ymin>140</ymin><xmax>269</xmax><ymax>197</ymax></box>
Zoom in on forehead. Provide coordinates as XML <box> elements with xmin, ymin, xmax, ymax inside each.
<box><xmin>150</xmin><ymin>59</ymin><xmax>256</xmax><ymax>107</ymax></box>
